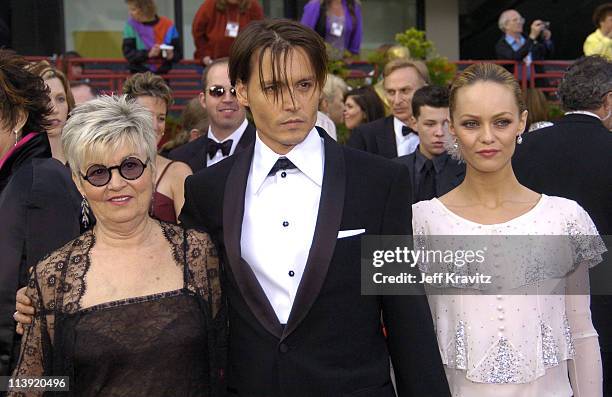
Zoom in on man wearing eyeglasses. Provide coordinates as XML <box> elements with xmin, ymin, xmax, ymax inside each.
<box><xmin>495</xmin><ymin>9</ymin><xmax>554</xmax><ymax>83</ymax></box>
<box><xmin>347</xmin><ymin>58</ymin><xmax>429</xmax><ymax>159</ymax></box>
<box><xmin>169</xmin><ymin>57</ymin><xmax>255</xmax><ymax>173</ymax></box>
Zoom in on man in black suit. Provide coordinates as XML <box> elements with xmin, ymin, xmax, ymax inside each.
<box><xmin>513</xmin><ymin>55</ymin><xmax>612</xmax><ymax>395</ymax></box>
<box><xmin>180</xmin><ymin>19</ymin><xmax>449</xmax><ymax>396</ymax></box>
<box><xmin>494</xmin><ymin>9</ymin><xmax>553</xmax><ymax>85</ymax></box>
<box><xmin>347</xmin><ymin>58</ymin><xmax>429</xmax><ymax>159</ymax></box>
<box><xmin>395</xmin><ymin>86</ymin><xmax>465</xmax><ymax>203</ymax></box>
<box><xmin>169</xmin><ymin>58</ymin><xmax>255</xmax><ymax>172</ymax></box>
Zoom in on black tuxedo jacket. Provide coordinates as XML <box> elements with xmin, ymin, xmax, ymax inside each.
<box><xmin>395</xmin><ymin>152</ymin><xmax>465</xmax><ymax>203</ymax></box>
<box><xmin>513</xmin><ymin>113</ymin><xmax>612</xmax><ymax>352</ymax></box>
<box><xmin>347</xmin><ymin>116</ymin><xmax>399</xmax><ymax>159</ymax></box>
<box><xmin>180</xmin><ymin>129</ymin><xmax>449</xmax><ymax>397</ymax></box>
<box><xmin>168</xmin><ymin>122</ymin><xmax>256</xmax><ymax>173</ymax></box>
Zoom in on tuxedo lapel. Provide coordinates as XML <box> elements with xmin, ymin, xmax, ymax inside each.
<box><xmin>236</xmin><ymin>123</ymin><xmax>256</xmax><ymax>152</ymax></box>
<box><xmin>223</xmin><ymin>144</ymin><xmax>284</xmax><ymax>339</ymax></box>
<box><xmin>283</xmin><ymin>132</ymin><xmax>346</xmax><ymax>339</ymax></box>
<box><xmin>376</xmin><ymin>116</ymin><xmax>398</xmax><ymax>158</ymax></box>
<box><xmin>194</xmin><ymin>137</ymin><xmax>209</xmax><ymax>172</ymax></box>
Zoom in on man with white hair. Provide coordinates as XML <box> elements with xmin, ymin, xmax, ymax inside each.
<box><xmin>495</xmin><ymin>9</ymin><xmax>553</xmax><ymax>81</ymax></box>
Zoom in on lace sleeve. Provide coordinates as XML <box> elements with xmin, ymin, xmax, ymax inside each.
<box><xmin>7</xmin><ymin>268</ymin><xmax>52</xmax><ymax>397</ymax></box>
<box><xmin>184</xmin><ymin>228</ymin><xmax>226</xmax><ymax>396</ymax></box>
<box><xmin>565</xmin><ymin>262</ymin><xmax>603</xmax><ymax>396</ymax></box>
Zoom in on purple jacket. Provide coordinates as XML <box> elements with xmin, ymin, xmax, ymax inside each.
<box><xmin>300</xmin><ymin>0</ymin><xmax>363</xmax><ymax>55</ymax></box>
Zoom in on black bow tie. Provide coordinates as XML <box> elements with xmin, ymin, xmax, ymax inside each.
<box><xmin>268</xmin><ymin>157</ymin><xmax>297</xmax><ymax>176</ymax></box>
<box><xmin>402</xmin><ymin>125</ymin><xmax>416</xmax><ymax>136</ymax></box>
<box><xmin>207</xmin><ymin>138</ymin><xmax>233</xmax><ymax>159</ymax></box>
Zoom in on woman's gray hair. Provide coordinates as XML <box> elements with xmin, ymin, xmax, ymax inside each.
<box><xmin>558</xmin><ymin>56</ymin><xmax>612</xmax><ymax>112</ymax></box>
<box><xmin>62</xmin><ymin>95</ymin><xmax>157</xmax><ymax>178</ymax></box>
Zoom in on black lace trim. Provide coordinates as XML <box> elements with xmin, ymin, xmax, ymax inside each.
<box><xmin>78</xmin><ymin>288</ymin><xmax>189</xmax><ymax>314</ymax></box>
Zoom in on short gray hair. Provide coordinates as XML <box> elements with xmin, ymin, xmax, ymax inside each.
<box><xmin>322</xmin><ymin>74</ymin><xmax>348</xmax><ymax>101</ymax></box>
<box><xmin>558</xmin><ymin>56</ymin><xmax>612</xmax><ymax>112</ymax></box>
<box><xmin>62</xmin><ymin>95</ymin><xmax>157</xmax><ymax>178</ymax></box>
<box><xmin>498</xmin><ymin>10</ymin><xmax>515</xmax><ymax>32</ymax></box>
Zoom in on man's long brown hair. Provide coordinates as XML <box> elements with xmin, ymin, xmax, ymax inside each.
<box><xmin>229</xmin><ymin>19</ymin><xmax>327</xmax><ymax>104</ymax></box>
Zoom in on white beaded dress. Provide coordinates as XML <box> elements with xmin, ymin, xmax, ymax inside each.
<box><xmin>412</xmin><ymin>195</ymin><xmax>606</xmax><ymax>397</ymax></box>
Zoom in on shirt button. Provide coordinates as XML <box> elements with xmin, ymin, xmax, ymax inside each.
<box><xmin>282</xmin><ymin>221</ymin><xmax>289</xmax><ymax>227</ymax></box>
<box><xmin>279</xmin><ymin>343</ymin><xmax>289</xmax><ymax>353</ymax></box>
<box><xmin>496</xmin><ymin>295</ymin><xmax>503</xmax><ymax>300</ymax></box>
<box><xmin>497</xmin><ymin>306</ymin><xmax>503</xmax><ymax>311</ymax></box>
<box><xmin>498</xmin><ymin>325</ymin><xmax>505</xmax><ymax>331</ymax></box>
<box><xmin>498</xmin><ymin>314</ymin><xmax>505</xmax><ymax>321</ymax></box>
<box><xmin>281</xmin><ymin>171</ymin><xmax>287</xmax><ymax>178</ymax></box>
<box><xmin>288</xmin><ymin>270</ymin><xmax>295</xmax><ymax>277</ymax></box>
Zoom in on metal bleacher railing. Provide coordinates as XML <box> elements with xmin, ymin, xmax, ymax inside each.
<box><xmin>26</xmin><ymin>56</ymin><xmax>572</xmax><ymax>112</ymax></box>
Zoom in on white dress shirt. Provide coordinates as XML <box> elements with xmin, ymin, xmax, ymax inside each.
<box><xmin>316</xmin><ymin>111</ymin><xmax>337</xmax><ymax>141</ymax></box>
<box><xmin>394</xmin><ymin>116</ymin><xmax>419</xmax><ymax>157</ymax></box>
<box><xmin>241</xmin><ymin>127</ymin><xmax>324</xmax><ymax>324</ymax></box>
<box><xmin>206</xmin><ymin>118</ymin><xmax>248</xmax><ymax>167</ymax></box>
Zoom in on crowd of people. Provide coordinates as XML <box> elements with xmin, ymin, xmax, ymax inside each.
<box><xmin>0</xmin><ymin>1</ymin><xmax>611</xmax><ymax>397</ymax></box>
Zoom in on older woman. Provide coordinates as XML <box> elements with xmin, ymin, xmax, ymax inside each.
<box><xmin>122</xmin><ymin>72</ymin><xmax>192</xmax><ymax>223</ymax></box>
<box><xmin>412</xmin><ymin>63</ymin><xmax>605</xmax><ymax>396</ymax></box>
<box><xmin>0</xmin><ymin>50</ymin><xmax>81</xmax><ymax>377</ymax></box>
<box><xmin>27</xmin><ymin>61</ymin><xmax>75</xmax><ymax>164</ymax></box>
<box><xmin>9</xmin><ymin>96</ymin><xmax>224</xmax><ymax>396</ymax></box>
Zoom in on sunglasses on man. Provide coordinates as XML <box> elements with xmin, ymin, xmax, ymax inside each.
<box><xmin>208</xmin><ymin>85</ymin><xmax>237</xmax><ymax>98</ymax></box>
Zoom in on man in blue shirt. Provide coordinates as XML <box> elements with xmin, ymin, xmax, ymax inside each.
<box><xmin>495</xmin><ymin>9</ymin><xmax>554</xmax><ymax>83</ymax></box>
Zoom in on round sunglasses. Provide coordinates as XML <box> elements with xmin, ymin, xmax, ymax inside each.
<box><xmin>208</xmin><ymin>85</ymin><xmax>237</xmax><ymax>98</ymax></box>
<box><xmin>81</xmin><ymin>157</ymin><xmax>148</xmax><ymax>187</ymax></box>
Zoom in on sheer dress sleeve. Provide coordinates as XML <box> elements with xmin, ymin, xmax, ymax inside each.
<box><xmin>185</xmin><ymin>228</ymin><xmax>226</xmax><ymax>396</ymax></box>
<box><xmin>8</xmin><ymin>254</ymin><xmax>58</xmax><ymax>397</ymax></box>
<box><xmin>565</xmin><ymin>203</ymin><xmax>606</xmax><ymax>397</ymax></box>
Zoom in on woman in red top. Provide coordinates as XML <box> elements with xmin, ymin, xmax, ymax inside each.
<box><xmin>192</xmin><ymin>0</ymin><xmax>264</xmax><ymax>65</ymax></box>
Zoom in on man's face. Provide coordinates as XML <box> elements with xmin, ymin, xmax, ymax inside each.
<box><xmin>601</xmin><ymin>14</ymin><xmax>612</xmax><ymax>35</ymax></box>
<box><xmin>413</xmin><ymin>105</ymin><xmax>449</xmax><ymax>159</ymax></box>
<box><xmin>71</xmin><ymin>84</ymin><xmax>95</xmax><ymax>106</ymax></box>
<box><xmin>236</xmin><ymin>47</ymin><xmax>320</xmax><ymax>155</ymax></box>
<box><xmin>383</xmin><ymin>66</ymin><xmax>426</xmax><ymax>125</ymax></box>
<box><xmin>327</xmin><ymin>89</ymin><xmax>345</xmax><ymax>125</ymax></box>
<box><xmin>504</xmin><ymin>10</ymin><xmax>524</xmax><ymax>35</ymax></box>
<box><xmin>200</xmin><ymin>63</ymin><xmax>246</xmax><ymax>135</ymax></box>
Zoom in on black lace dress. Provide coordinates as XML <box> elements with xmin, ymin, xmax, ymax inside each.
<box><xmin>9</xmin><ymin>222</ymin><xmax>226</xmax><ymax>397</ymax></box>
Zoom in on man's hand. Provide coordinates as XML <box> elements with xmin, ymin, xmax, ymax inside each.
<box><xmin>541</xmin><ymin>28</ymin><xmax>552</xmax><ymax>41</ymax></box>
<box><xmin>14</xmin><ymin>287</ymin><xmax>34</xmax><ymax>335</ymax></box>
<box><xmin>148</xmin><ymin>44</ymin><xmax>161</xmax><ymax>58</ymax></box>
<box><xmin>164</xmin><ymin>48</ymin><xmax>174</xmax><ymax>60</ymax></box>
<box><xmin>529</xmin><ymin>20</ymin><xmax>545</xmax><ymax>40</ymax></box>
<box><xmin>202</xmin><ymin>56</ymin><xmax>212</xmax><ymax>66</ymax></box>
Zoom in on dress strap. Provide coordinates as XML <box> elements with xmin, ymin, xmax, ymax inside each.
<box><xmin>155</xmin><ymin>161</ymin><xmax>175</xmax><ymax>192</ymax></box>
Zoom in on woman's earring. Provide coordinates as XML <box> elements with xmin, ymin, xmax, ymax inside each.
<box><xmin>13</xmin><ymin>130</ymin><xmax>19</xmax><ymax>146</ymax></box>
<box><xmin>80</xmin><ymin>196</ymin><xmax>91</xmax><ymax>229</ymax></box>
<box><xmin>516</xmin><ymin>134</ymin><xmax>523</xmax><ymax>145</ymax></box>
<box><xmin>452</xmin><ymin>137</ymin><xmax>459</xmax><ymax>150</ymax></box>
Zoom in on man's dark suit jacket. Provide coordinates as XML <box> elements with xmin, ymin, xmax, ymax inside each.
<box><xmin>346</xmin><ymin>115</ymin><xmax>399</xmax><ymax>159</ymax></box>
<box><xmin>395</xmin><ymin>151</ymin><xmax>465</xmax><ymax>203</ymax></box>
<box><xmin>513</xmin><ymin>113</ymin><xmax>612</xmax><ymax>379</ymax></box>
<box><xmin>494</xmin><ymin>35</ymin><xmax>553</xmax><ymax>62</ymax></box>
<box><xmin>180</xmin><ymin>128</ymin><xmax>450</xmax><ymax>397</ymax></box>
<box><xmin>168</xmin><ymin>122</ymin><xmax>256</xmax><ymax>173</ymax></box>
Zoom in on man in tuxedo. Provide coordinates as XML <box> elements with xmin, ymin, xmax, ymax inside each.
<box><xmin>180</xmin><ymin>19</ymin><xmax>449</xmax><ymax>397</ymax></box>
<box><xmin>395</xmin><ymin>86</ymin><xmax>465</xmax><ymax>203</ymax></box>
<box><xmin>513</xmin><ymin>55</ymin><xmax>612</xmax><ymax>395</ymax></box>
<box><xmin>347</xmin><ymin>58</ymin><xmax>429</xmax><ymax>158</ymax></box>
<box><xmin>169</xmin><ymin>58</ymin><xmax>255</xmax><ymax>172</ymax></box>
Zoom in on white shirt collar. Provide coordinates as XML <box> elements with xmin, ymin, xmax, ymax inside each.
<box><xmin>564</xmin><ymin>110</ymin><xmax>601</xmax><ymax>120</ymax></box>
<box><xmin>250</xmin><ymin>127</ymin><xmax>324</xmax><ymax>194</ymax></box>
<box><xmin>207</xmin><ymin>118</ymin><xmax>248</xmax><ymax>154</ymax></box>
